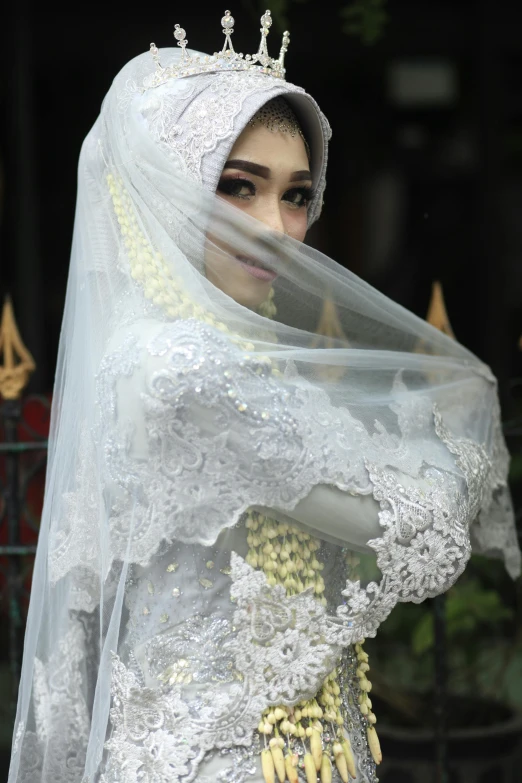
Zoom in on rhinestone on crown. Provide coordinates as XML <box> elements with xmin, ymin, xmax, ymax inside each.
<box><xmin>144</xmin><ymin>9</ymin><xmax>290</xmax><ymax>89</ymax></box>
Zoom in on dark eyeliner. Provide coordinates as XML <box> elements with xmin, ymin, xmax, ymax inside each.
<box><xmin>283</xmin><ymin>185</ymin><xmax>316</xmax><ymax>207</ymax></box>
<box><xmin>217</xmin><ymin>177</ymin><xmax>256</xmax><ymax>200</ymax></box>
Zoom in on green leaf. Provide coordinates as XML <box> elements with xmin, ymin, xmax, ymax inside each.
<box><xmin>509</xmin><ymin>453</ymin><xmax>522</xmax><ymax>481</ymax></box>
<box><xmin>412</xmin><ymin>611</ymin><xmax>434</xmax><ymax>655</ymax></box>
<box><xmin>340</xmin><ymin>0</ymin><xmax>388</xmax><ymax>44</ymax></box>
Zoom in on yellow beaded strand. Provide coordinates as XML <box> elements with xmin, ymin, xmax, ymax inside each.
<box><xmin>106</xmin><ymin>172</ymin><xmax>274</xmax><ymax>340</ymax></box>
<box><xmin>248</xmin><ymin>510</ymin><xmax>381</xmax><ymax>781</ymax></box>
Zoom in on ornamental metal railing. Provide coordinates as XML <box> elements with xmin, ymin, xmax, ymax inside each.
<box><xmin>0</xmin><ymin>298</ymin><xmax>49</xmax><ymax>716</ymax></box>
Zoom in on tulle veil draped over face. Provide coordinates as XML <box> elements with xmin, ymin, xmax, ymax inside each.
<box><xmin>8</xmin><ymin>43</ymin><xmax>520</xmax><ymax>783</ymax></box>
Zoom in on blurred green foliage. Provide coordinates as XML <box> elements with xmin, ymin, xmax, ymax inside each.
<box><xmin>244</xmin><ymin>0</ymin><xmax>388</xmax><ymax>44</ymax></box>
<box><xmin>340</xmin><ymin>0</ymin><xmax>388</xmax><ymax>45</ymax></box>
<box><xmin>411</xmin><ymin>578</ymin><xmax>514</xmax><ymax>657</ymax></box>
<box><xmin>367</xmin><ymin>552</ymin><xmax>522</xmax><ymax>717</ymax></box>
<box><xmin>366</xmin><ymin>376</ymin><xmax>522</xmax><ymax>722</ymax></box>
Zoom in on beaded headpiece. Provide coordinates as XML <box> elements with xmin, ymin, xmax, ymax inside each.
<box><xmin>145</xmin><ymin>9</ymin><xmax>290</xmax><ymax>89</ymax></box>
<box><xmin>248</xmin><ymin>97</ymin><xmax>311</xmax><ymax>160</ymax></box>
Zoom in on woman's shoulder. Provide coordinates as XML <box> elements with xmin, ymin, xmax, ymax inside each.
<box><xmin>100</xmin><ymin>317</ymin><xmax>271</xmax><ymax>413</ymax></box>
<box><xmin>106</xmin><ymin>317</ymin><xmax>242</xmax><ymax>361</ymax></box>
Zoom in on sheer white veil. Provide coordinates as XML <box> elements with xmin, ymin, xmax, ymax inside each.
<box><xmin>8</xmin><ymin>45</ymin><xmax>520</xmax><ymax>783</ymax></box>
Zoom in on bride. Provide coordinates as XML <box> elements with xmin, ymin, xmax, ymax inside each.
<box><xmin>8</xmin><ymin>10</ymin><xmax>520</xmax><ymax>783</ymax></box>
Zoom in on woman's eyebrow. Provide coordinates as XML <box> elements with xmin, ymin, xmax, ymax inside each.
<box><xmin>290</xmin><ymin>170</ymin><xmax>312</xmax><ymax>182</ymax></box>
<box><xmin>223</xmin><ymin>159</ymin><xmax>270</xmax><ymax>178</ymax></box>
<box><xmin>223</xmin><ymin>160</ymin><xmax>313</xmax><ymax>184</ymax></box>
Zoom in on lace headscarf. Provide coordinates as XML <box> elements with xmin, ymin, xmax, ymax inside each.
<box><xmin>8</xmin><ymin>46</ymin><xmax>520</xmax><ymax>783</ymax></box>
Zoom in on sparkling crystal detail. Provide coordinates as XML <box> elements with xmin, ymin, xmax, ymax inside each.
<box><xmin>261</xmin><ymin>11</ymin><xmax>272</xmax><ymax>31</ymax></box>
<box><xmin>144</xmin><ymin>8</ymin><xmax>289</xmax><ymax>90</ymax></box>
<box><xmin>222</xmin><ymin>10</ymin><xmax>234</xmax><ymax>30</ymax></box>
<box><xmin>279</xmin><ymin>30</ymin><xmax>290</xmax><ymax>70</ymax></box>
<box><xmin>174</xmin><ymin>24</ymin><xmax>186</xmax><ymax>41</ymax></box>
<box><xmin>221</xmin><ymin>10</ymin><xmax>235</xmax><ymax>55</ymax></box>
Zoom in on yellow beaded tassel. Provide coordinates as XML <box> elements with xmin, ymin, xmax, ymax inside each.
<box><xmin>258</xmin><ymin>286</ymin><xmax>277</xmax><ymax>319</ymax></box>
<box><xmin>249</xmin><ymin>510</ymin><xmax>381</xmax><ymax>782</ymax></box>
<box><xmin>355</xmin><ymin>640</ymin><xmax>382</xmax><ymax>765</ymax></box>
<box><xmin>245</xmin><ymin>512</ymin><xmax>326</xmax><ymax>605</ymax></box>
<box><xmin>106</xmin><ymin>173</ymin><xmax>259</xmax><ymax>352</ymax></box>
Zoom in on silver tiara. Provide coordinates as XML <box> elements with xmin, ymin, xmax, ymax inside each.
<box><xmin>144</xmin><ymin>9</ymin><xmax>290</xmax><ymax>89</ymax></box>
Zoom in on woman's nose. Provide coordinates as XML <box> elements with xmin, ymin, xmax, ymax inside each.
<box><xmin>255</xmin><ymin>199</ymin><xmax>285</xmax><ymax>235</ymax></box>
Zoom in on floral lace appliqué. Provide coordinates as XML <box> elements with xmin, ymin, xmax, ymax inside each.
<box><xmin>99</xmin><ymin>551</ymin><xmax>389</xmax><ymax>782</ymax></box>
<box><xmin>100</xmin><ymin>552</ymin><xmax>355</xmax><ymax>782</ymax></box>
<box><xmin>9</xmin><ymin>620</ymin><xmax>90</xmax><ymax>783</ymax></box>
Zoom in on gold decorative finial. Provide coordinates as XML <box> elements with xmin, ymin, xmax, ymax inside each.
<box><xmin>0</xmin><ymin>296</ymin><xmax>36</xmax><ymax>400</ymax></box>
<box><xmin>311</xmin><ymin>297</ymin><xmax>349</xmax><ymax>381</ymax></box>
<box><xmin>426</xmin><ymin>281</ymin><xmax>455</xmax><ymax>338</ymax></box>
<box><xmin>312</xmin><ymin>298</ymin><xmax>349</xmax><ymax>348</ymax></box>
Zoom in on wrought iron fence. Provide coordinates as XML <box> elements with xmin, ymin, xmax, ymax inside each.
<box><xmin>0</xmin><ymin>396</ymin><xmax>48</xmax><ymax>703</ymax></box>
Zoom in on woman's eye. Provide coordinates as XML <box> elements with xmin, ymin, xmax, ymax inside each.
<box><xmin>217</xmin><ymin>178</ymin><xmax>256</xmax><ymax>200</ymax></box>
<box><xmin>283</xmin><ymin>187</ymin><xmax>314</xmax><ymax>208</ymax></box>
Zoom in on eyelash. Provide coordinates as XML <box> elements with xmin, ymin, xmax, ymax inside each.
<box><xmin>217</xmin><ymin>177</ymin><xmax>315</xmax><ymax>208</ymax></box>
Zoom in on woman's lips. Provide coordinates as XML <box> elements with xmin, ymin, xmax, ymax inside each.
<box><xmin>236</xmin><ymin>256</ymin><xmax>278</xmax><ymax>282</ymax></box>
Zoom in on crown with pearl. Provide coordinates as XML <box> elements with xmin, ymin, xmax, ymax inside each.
<box><xmin>145</xmin><ymin>9</ymin><xmax>290</xmax><ymax>89</ymax></box>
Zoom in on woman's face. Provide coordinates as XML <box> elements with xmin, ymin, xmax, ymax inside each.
<box><xmin>204</xmin><ymin>122</ymin><xmax>312</xmax><ymax>309</ymax></box>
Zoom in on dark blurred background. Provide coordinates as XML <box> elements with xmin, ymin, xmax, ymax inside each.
<box><xmin>1</xmin><ymin>1</ymin><xmax>522</xmax><ymax>781</ymax></box>
<box><xmin>2</xmin><ymin>0</ymin><xmax>522</xmax><ymax>398</ymax></box>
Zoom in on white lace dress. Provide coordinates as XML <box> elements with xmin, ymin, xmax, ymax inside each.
<box><xmin>68</xmin><ymin>318</ymin><xmax>514</xmax><ymax>783</ymax></box>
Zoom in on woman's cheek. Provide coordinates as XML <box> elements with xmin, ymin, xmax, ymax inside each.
<box><xmin>285</xmin><ymin>209</ymin><xmax>308</xmax><ymax>242</ymax></box>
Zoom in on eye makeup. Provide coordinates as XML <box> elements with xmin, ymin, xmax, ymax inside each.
<box><xmin>283</xmin><ymin>185</ymin><xmax>315</xmax><ymax>208</ymax></box>
<box><xmin>217</xmin><ymin>177</ymin><xmax>256</xmax><ymax>200</ymax></box>
<box><xmin>217</xmin><ymin>177</ymin><xmax>315</xmax><ymax>207</ymax></box>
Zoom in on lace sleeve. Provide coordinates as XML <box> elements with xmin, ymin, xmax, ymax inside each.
<box><xmin>103</xmin><ymin>318</ymin><xmax>387</xmax><ymax>558</ymax></box>
<box><xmin>470</xmin><ymin>404</ymin><xmax>521</xmax><ymax>578</ymax></box>
<box><xmin>101</xmin><ymin>319</ymin><xmax>499</xmax><ymax>559</ymax></box>
<box><xmin>49</xmin><ymin>317</ymin><xmax>519</xmax><ymax>619</ymax></box>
